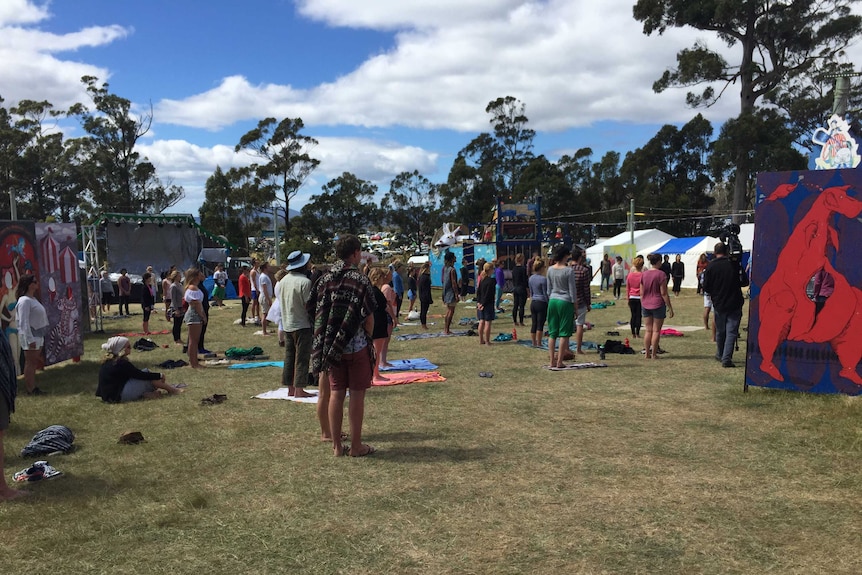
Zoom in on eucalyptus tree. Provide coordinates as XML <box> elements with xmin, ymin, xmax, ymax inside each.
<box><xmin>301</xmin><ymin>172</ymin><xmax>378</xmax><ymax>247</ymax></box>
<box><xmin>633</xmin><ymin>0</ymin><xmax>862</xmax><ymax>217</ymax></box>
<box><xmin>381</xmin><ymin>170</ymin><xmax>442</xmax><ymax>247</ymax></box>
<box><xmin>235</xmin><ymin>117</ymin><xmax>320</xmax><ymax>232</ymax></box>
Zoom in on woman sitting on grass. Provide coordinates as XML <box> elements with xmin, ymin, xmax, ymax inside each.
<box><xmin>475</xmin><ymin>262</ymin><xmax>496</xmax><ymax>345</ymax></box>
<box><xmin>96</xmin><ymin>337</ymin><xmax>183</xmax><ymax>402</ymax></box>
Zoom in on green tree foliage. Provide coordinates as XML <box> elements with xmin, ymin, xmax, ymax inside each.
<box><xmin>380</xmin><ymin>170</ymin><xmax>442</xmax><ymax>246</ymax></box>
<box><xmin>513</xmin><ymin>155</ymin><xmax>572</xmax><ymax>219</ymax></box>
<box><xmin>633</xmin><ymin>0</ymin><xmax>862</xmax><ymax>216</ymax></box>
<box><xmin>486</xmin><ymin>96</ymin><xmax>535</xmax><ymax>197</ymax></box>
<box><xmin>199</xmin><ymin>166</ymin><xmax>275</xmax><ymax>254</ymax></box>
<box><xmin>439</xmin><ymin>137</ymin><xmax>499</xmax><ymax>225</ymax></box>
<box><xmin>235</xmin><ymin>117</ymin><xmax>320</xmax><ymax>232</ymax></box>
<box><xmin>299</xmin><ymin>172</ymin><xmax>378</xmax><ymax>251</ymax></box>
<box><xmin>619</xmin><ymin>114</ymin><xmax>716</xmax><ymax>235</ymax></box>
<box><xmin>68</xmin><ymin>76</ymin><xmax>183</xmax><ymax>215</ymax></box>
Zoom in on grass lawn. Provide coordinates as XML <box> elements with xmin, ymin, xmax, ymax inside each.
<box><xmin>1</xmin><ymin>289</ymin><xmax>860</xmax><ymax>575</ymax></box>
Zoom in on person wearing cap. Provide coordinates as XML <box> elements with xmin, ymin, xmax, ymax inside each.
<box><xmin>96</xmin><ymin>337</ymin><xmax>183</xmax><ymax>402</ymax></box>
<box><xmin>277</xmin><ymin>250</ymin><xmax>314</xmax><ymax>398</ymax></box>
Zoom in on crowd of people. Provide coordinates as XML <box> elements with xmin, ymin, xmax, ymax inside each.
<box><xmin>0</xmin><ymin>236</ymin><xmax>753</xmax><ymax>499</ymax></box>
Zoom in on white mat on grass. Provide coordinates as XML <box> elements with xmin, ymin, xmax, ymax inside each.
<box><xmin>253</xmin><ymin>387</ymin><xmax>319</xmax><ymax>403</ymax></box>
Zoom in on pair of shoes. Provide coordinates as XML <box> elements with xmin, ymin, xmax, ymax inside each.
<box><xmin>478</xmin><ymin>371</ymin><xmax>494</xmax><ymax>378</ymax></box>
<box><xmin>198</xmin><ymin>348</ymin><xmax>212</xmax><ymax>355</ymax></box>
<box><xmin>200</xmin><ymin>393</ymin><xmax>227</xmax><ymax>406</ymax></box>
<box><xmin>722</xmin><ymin>361</ymin><xmax>736</xmax><ymax>368</ymax></box>
<box><xmin>28</xmin><ymin>387</ymin><xmax>48</xmax><ymax>396</ymax></box>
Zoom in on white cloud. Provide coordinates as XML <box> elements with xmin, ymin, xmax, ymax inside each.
<box><xmin>156</xmin><ymin>0</ymin><xmax>741</xmax><ymax>131</ymax></box>
<box><xmin>139</xmin><ymin>137</ymin><xmax>439</xmax><ymax>214</ymax></box>
<box><xmin>0</xmin><ymin>2</ymin><xmax>129</xmax><ymax>109</ymax></box>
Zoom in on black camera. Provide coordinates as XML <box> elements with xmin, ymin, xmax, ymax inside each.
<box><xmin>719</xmin><ymin>224</ymin><xmax>743</xmax><ymax>263</ymax></box>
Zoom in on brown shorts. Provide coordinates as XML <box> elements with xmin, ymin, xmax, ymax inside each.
<box><xmin>328</xmin><ymin>348</ymin><xmax>373</xmax><ymax>392</ymax></box>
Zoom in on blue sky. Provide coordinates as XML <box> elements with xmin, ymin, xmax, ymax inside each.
<box><xmin>4</xmin><ymin>0</ymin><xmax>854</xmax><ymax>217</ymax></box>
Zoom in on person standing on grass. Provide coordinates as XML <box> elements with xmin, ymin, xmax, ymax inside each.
<box><xmin>696</xmin><ymin>253</ymin><xmax>709</xmax><ymax>295</ymax></box>
<box><xmin>671</xmin><ymin>255</ymin><xmax>685</xmax><ymax>296</ymax></box>
<box><xmin>197</xmin><ymin>275</ymin><xmax>212</xmax><ymax>355</ymax></box>
<box><xmin>600</xmin><ymin>253</ymin><xmax>612</xmax><ymax>291</ymax></box>
<box><xmin>612</xmin><ymin>256</ymin><xmax>625</xmax><ymax>300</ymax></box>
<box><xmin>369</xmin><ymin>268</ymin><xmax>393</xmax><ymax>382</ymax></box>
<box><xmin>277</xmin><ymin>250</ymin><xmax>314</xmax><ymax>398</ymax></box>
<box><xmin>238</xmin><ymin>263</ymin><xmax>252</xmax><ymax>327</ymax></box>
<box><xmin>701</xmin><ymin>242</ymin><xmax>748</xmax><ymax>368</ymax></box>
<box><xmin>417</xmin><ymin>262</ymin><xmax>433</xmax><ymax>329</ymax></box>
<box><xmin>258</xmin><ymin>262</ymin><xmax>273</xmax><ymax>336</ymax></box>
<box><xmin>406</xmin><ymin>265</ymin><xmax>418</xmax><ymax>313</ymax></box>
<box><xmin>511</xmin><ymin>253</ymin><xmax>528</xmax><ymax>327</ymax></box>
<box><xmin>100</xmin><ymin>270</ymin><xmax>114</xmax><ymax>313</ymax></box>
<box><xmin>389</xmin><ymin>259</ymin><xmax>404</xmax><ymax>317</ymax></box>
<box><xmin>212</xmin><ymin>263</ymin><xmax>228</xmax><ymax>307</ymax></box>
<box><xmin>162</xmin><ymin>266</ymin><xmax>175</xmax><ymax>321</ymax></box>
<box><xmin>141</xmin><ymin>272</ymin><xmax>156</xmax><ymax>334</ymax></box>
<box><xmin>660</xmin><ymin>254</ymin><xmax>672</xmax><ymax>284</ymax></box>
<box><xmin>442</xmin><ymin>251</ymin><xmax>459</xmax><ymax>334</ymax></box>
<box><xmin>459</xmin><ymin>258</ymin><xmax>470</xmax><ymax>302</ymax></box>
<box><xmin>640</xmin><ymin>253</ymin><xmax>674</xmax><ymax>359</ymax></box>
<box><xmin>572</xmin><ymin>248</ymin><xmax>591</xmax><ymax>355</ymax></box>
<box><xmin>250</xmin><ymin>258</ymin><xmax>260</xmax><ymax>324</ymax></box>
<box><xmin>169</xmin><ymin>270</ymin><xmax>184</xmax><ymax>346</ymax></box>
<box><xmin>0</xmin><ymin>329</ymin><xmax>27</xmax><ymax>501</ymax></box>
<box><xmin>701</xmin><ymin>270</ymin><xmax>716</xmax><ymax>342</ymax></box>
<box><xmin>117</xmin><ymin>268</ymin><xmax>131</xmax><ymax>316</ymax></box>
<box><xmin>626</xmin><ymin>256</ymin><xmax>644</xmax><ymax>339</ymax></box>
<box><xmin>475</xmin><ymin>262</ymin><xmax>496</xmax><ymax>345</ymax></box>
<box><xmin>308</xmin><ymin>234</ymin><xmax>377</xmax><ymax>458</ymax></box>
<box><xmin>528</xmin><ymin>258</ymin><xmax>548</xmax><ymax>348</ymax></box>
<box><xmin>546</xmin><ymin>245</ymin><xmax>577</xmax><ymax>368</ymax></box>
<box><xmin>16</xmin><ymin>274</ymin><xmax>49</xmax><ymax>396</ymax></box>
<box><xmin>494</xmin><ymin>258</ymin><xmax>506</xmax><ymax>312</ymax></box>
<box><xmin>183</xmin><ymin>268</ymin><xmax>207</xmax><ymax>369</ymax></box>
<box><xmin>380</xmin><ymin>267</ymin><xmax>398</xmax><ymax>366</ymax></box>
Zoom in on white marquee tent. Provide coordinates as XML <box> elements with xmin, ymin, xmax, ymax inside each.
<box><xmin>587</xmin><ymin>229</ymin><xmax>676</xmax><ymax>286</ymax></box>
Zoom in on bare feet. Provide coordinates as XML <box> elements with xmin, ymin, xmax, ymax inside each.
<box><xmin>169</xmin><ymin>386</ymin><xmax>185</xmax><ymax>395</ymax></box>
<box><xmin>576</xmin><ymin>349</ymin><xmax>585</xmax><ymax>355</ymax></box>
<box><xmin>293</xmin><ymin>388</ymin><xmax>315</xmax><ymax>398</ymax></box>
<box><xmin>374</xmin><ymin>375</ymin><xmax>390</xmax><ymax>382</ymax></box>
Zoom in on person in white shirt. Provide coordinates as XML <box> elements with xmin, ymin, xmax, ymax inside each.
<box><xmin>211</xmin><ymin>263</ymin><xmax>228</xmax><ymax>307</ymax></box>
<box><xmin>15</xmin><ymin>274</ymin><xmax>49</xmax><ymax>395</ymax></box>
<box><xmin>258</xmin><ymin>262</ymin><xmax>274</xmax><ymax>336</ymax></box>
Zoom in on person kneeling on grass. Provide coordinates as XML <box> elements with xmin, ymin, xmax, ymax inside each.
<box><xmin>96</xmin><ymin>337</ymin><xmax>183</xmax><ymax>402</ymax></box>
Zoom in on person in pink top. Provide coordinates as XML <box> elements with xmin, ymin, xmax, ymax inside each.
<box><xmin>626</xmin><ymin>255</ymin><xmax>644</xmax><ymax>339</ymax></box>
<box><xmin>640</xmin><ymin>253</ymin><xmax>674</xmax><ymax>359</ymax></box>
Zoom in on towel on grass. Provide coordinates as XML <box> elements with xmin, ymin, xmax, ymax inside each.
<box><xmin>542</xmin><ymin>363</ymin><xmax>608</xmax><ymax>371</ymax></box>
<box><xmin>229</xmin><ymin>361</ymin><xmax>285</xmax><ymax>370</ymax></box>
<box><xmin>660</xmin><ymin>328</ymin><xmax>685</xmax><ymax>337</ymax></box>
<box><xmin>379</xmin><ymin>358</ymin><xmax>439</xmax><ymax>372</ymax></box>
<box><xmin>372</xmin><ymin>371</ymin><xmax>446</xmax><ymax>386</ymax></box>
<box><xmin>396</xmin><ymin>330</ymin><xmax>470</xmax><ymax>341</ymax></box>
<box><xmin>660</xmin><ymin>325</ymin><xmax>704</xmax><ymax>332</ymax></box>
<box><xmin>253</xmin><ymin>388</ymin><xmax>319</xmax><ymax>403</ymax></box>
<box><xmin>517</xmin><ymin>339</ymin><xmax>598</xmax><ymax>351</ymax></box>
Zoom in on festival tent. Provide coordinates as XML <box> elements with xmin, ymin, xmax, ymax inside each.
<box><xmin>738</xmin><ymin>223</ymin><xmax>755</xmax><ymax>252</ymax></box>
<box><xmin>648</xmin><ymin>236</ymin><xmax>720</xmax><ymax>289</ymax></box>
<box><xmin>587</xmin><ymin>229</ymin><xmax>676</xmax><ymax>285</ymax></box>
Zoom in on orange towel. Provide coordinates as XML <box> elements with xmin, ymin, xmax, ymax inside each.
<box><xmin>372</xmin><ymin>371</ymin><xmax>447</xmax><ymax>386</ymax></box>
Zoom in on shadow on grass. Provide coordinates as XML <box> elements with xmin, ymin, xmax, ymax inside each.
<box><xmin>368</xmin><ymin>430</ymin><xmax>445</xmax><ymax>443</ymax></box>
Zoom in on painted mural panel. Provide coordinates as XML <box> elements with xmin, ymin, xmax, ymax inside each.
<box><xmin>0</xmin><ymin>221</ymin><xmax>38</xmax><ymax>375</ymax></box>
<box><xmin>36</xmin><ymin>223</ymin><xmax>84</xmax><ymax>365</ymax></box>
<box><xmin>746</xmin><ymin>169</ymin><xmax>862</xmax><ymax>395</ymax></box>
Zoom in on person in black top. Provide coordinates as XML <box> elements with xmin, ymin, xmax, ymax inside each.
<box><xmin>96</xmin><ymin>337</ymin><xmax>182</xmax><ymax>402</ymax></box>
<box><xmin>407</xmin><ymin>265</ymin><xmax>418</xmax><ymax>313</ymax></box>
<box><xmin>511</xmin><ymin>253</ymin><xmax>529</xmax><ymax>326</ymax></box>
<box><xmin>701</xmin><ymin>242</ymin><xmax>749</xmax><ymax>368</ymax></box>
<box><xmin>141</xmin><ymin>272</ymin><xmax>156</xmax><ymax>334</ymax></box>
<box><xmin>417</xmin><ymin>262</ymin><xmax>433</xmax><ymax>329</ymax></box>
<box><xmin>660</xmin><ymin>255</ymin><xmax>672</xmax><ymax>284</ymax></box>
<box><xmin>670</xmin><ymin>255</ymin><xmax>685</xmax><ymax>296</ymax></box>
<box><xmin>459</xmin><ymin>259</ymin><xmax>470</xmax><ymax>302</ymax></box>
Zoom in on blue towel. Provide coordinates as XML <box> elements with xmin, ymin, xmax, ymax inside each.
<box><xmin>380</xmin><ymin>358</ymin><xmax>439</xmax><ymax>372</ymax></box>
<box><xmin>229</xmin><ymin>361</ymin><xmax>285</xmax><ymax>370</ymax></box>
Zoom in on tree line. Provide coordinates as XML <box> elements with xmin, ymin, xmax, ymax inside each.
<box><xmin>2</xmin><ymin>1</ymin><xmax>860</xmax><ymax>262</ymax></box>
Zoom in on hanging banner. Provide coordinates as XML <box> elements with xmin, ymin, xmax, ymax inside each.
<box><xmin>0</xmin><ymin>221</ymin><xmax>38</xmax><ymax>375</ymax></box>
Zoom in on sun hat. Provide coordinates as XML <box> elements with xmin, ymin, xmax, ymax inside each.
<box><xmin>285</xmin><ymin>250</ymin><xmax>311</xmax><ymax>271</ymax></box>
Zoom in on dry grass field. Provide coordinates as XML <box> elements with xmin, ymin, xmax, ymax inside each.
<box><xmin>0</xmin><ymin>288</ymin><xmax>859</xmax><ymax>574</ymax></box>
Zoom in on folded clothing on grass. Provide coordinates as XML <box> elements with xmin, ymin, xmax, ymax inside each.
<box><xmin>372</xmin><ymin>371</ymin><xmax>447</xmax><ymax>386</ymax></box>
<box><xmin>380</xmin><ymin>358</ymin><xmax>439</xmax><ymax>372</ymax></box>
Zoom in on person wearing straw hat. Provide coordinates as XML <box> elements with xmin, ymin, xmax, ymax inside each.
<box><xmin>277</xmin><ymin>250</ymin><xmax>314</xmax><ymax>398</ymax></box>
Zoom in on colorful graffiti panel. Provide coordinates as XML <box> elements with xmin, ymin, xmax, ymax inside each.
<box><xmin>36</xmin><ymin>223</ymin><xmax>84</xmax><ymax>365</ymax></box>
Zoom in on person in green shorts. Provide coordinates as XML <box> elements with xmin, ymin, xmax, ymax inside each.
<box><xmin>546</xmin><ymin>245</ymin><xmax>577</xmax><ymax>368</ymax></box>
<box><xmin>212</xmin><ymin>263</ymin><xmax>228</xmax><ymax>307</ymax></box>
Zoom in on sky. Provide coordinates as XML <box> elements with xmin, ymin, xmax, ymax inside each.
<box><xmin>1</xmin><ymin>0</ymin><xmax>860</xmax><ymax>218</ymax></box>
